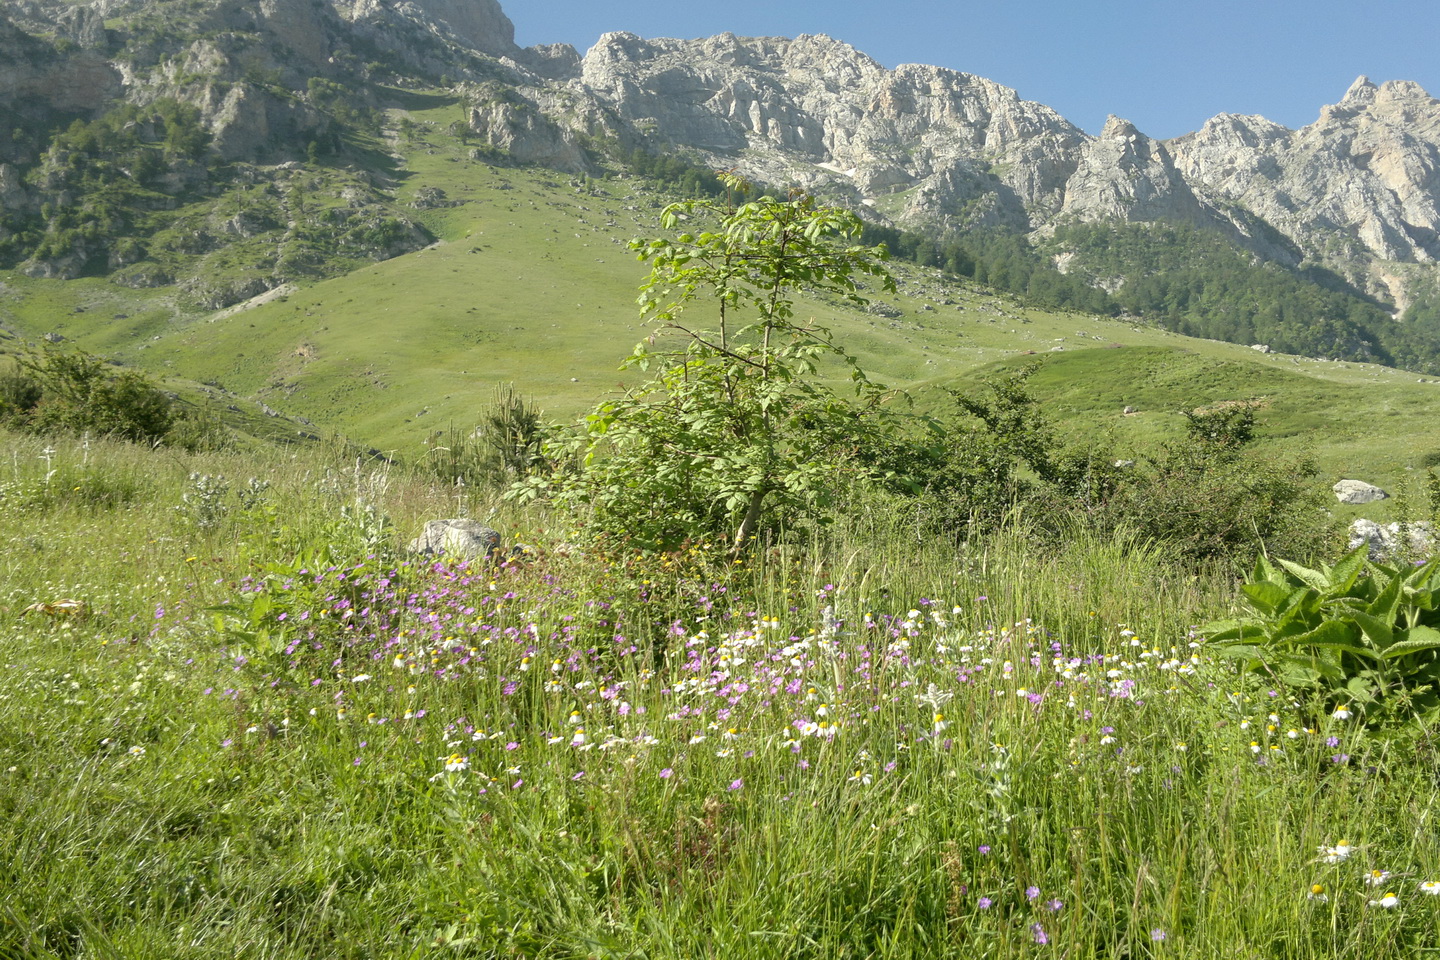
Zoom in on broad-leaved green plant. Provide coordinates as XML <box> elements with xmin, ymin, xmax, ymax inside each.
<box><xmin>1205</xmin><ymin>548</ymin><xmax>1440</xmax><ymax>721</ymax></box>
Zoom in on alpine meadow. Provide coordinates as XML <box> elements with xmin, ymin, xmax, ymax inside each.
<box><xmin>3</xmin><ymin>0</ymin><xmax>1440</xmax><ymax>957</ymax></box>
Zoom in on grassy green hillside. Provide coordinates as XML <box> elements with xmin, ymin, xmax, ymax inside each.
<box><xmin>2</xmin><ymin>90</ymin><xmax>1437</xmax><ymax>499</ymax></box>
<box><xmin>954</xmin><ymin>347</ymin><xmax>1440</xmax><ymax>502</ymax></box>
<box><xmin>6</xmin><ymin>86</ymin><xmax>1440</xmax><ymax>960</ymax></box>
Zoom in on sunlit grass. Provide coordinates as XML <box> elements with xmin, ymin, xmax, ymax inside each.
<box><xmin>1</xmin><ymin>434</ymin><xmax>1438</xmax><ymax>958</ymax></box>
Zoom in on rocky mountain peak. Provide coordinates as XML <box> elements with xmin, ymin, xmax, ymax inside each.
<box><xmin>1187</xmin><ymin>112</ymin><xmax>1291</xmax><ymax>146</ymax></box>
<box><xmin>1374</xmin><ymin>78</ymin><xmax>1433</xmax><ymax>103</ymax></box>
<box><xmin>1340</xmin><ymin>75</ymin><xmax>1379</xmax><ymax>106</ymax></box>
<box><xmin>1317</xmin><ymin>76</ymin><xmax>1437</xmax><ymax>124</ymax></box>
<box><xmin>584</xmin><ymin>30</ymin><xmax>655</xmax><ymax>63</ymax></box>
<box><xmin>1100</xmin><ymin>116</ymin><xmax>1141</xmax><ymax>141</ymax></box>
<box><xmin>410</xmin><ymin>0</ymin><xmax>516</xmax><ymax>56</ymax></box>
<box><xmin>340</xmin><ymin>0</ymin><xmax>518</xmax><ymax>61</ymax></box>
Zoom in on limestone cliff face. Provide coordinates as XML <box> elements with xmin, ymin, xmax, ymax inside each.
<box><xmin>575</xmin><ymin>31</ymin><xmax>1086</xmax><ymax>228</ymax></box>
<box><xmin>256</xmin><ymin>0</ymin><xmax>340</xmax><ymax>69</ymax></box>
<box><xmin>0</xmin><ymin>7</ymin><xmax>121</xmax><ymax>122</ymax></box>
<box><xmin>467</xmin><ymin>83</ymin><xmax>591</xmax><ymax>173</ymax></box>
<box><xmin>1060</xmin><ymin>117</ymin><xmax>1210</xmax><ymax>226</ymax></box>
<box><xmin>552</xmin><ymin>32</ymin><xmax>1440</xmax><ymax>302</ymax></box>
<box><xmin>564</xmin><ymin>31</ymin><xmax>1269</xmax><ymax>245</ymax></box>
<box><xmin>335</xmin><ymin>0</ymin><xmax>523</xmax><ymax>80</ymax></box>
<box><xmin>1170</xmin><ymin>77</ymin><xmax>1440</xmax><ymax>292</ymax></box>
<box><xmin>340</xmin><ymin>0</ymin><xmax>516</xmax><ymax>59</ymax></box>
<box><xmin>2</xmin><ymin>0</ymin><xmax>523</xmax><ymax>164</ymax></box>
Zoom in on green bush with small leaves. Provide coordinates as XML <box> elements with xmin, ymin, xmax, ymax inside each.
<box><xmin>5</xmin><ymin>349</ymin><xmax>175</xmax><ymax>443</ymax></box>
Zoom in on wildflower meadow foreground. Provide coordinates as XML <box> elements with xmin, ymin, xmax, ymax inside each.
<box><xmin>2</xmin><ymin>439</ymin><xmax>1439</xmax><ymax>959</ymax></box>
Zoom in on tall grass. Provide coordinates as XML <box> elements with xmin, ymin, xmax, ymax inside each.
<box><xmin>2</xmin><ymin>432</ymin><xmax>1438</xmax><ymax>958</ymax></box>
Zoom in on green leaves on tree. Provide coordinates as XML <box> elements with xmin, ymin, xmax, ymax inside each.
<box><xmin>515</xmin><ymin>175</ymin><xmax>898</xmax><ymax>552</ymax></box>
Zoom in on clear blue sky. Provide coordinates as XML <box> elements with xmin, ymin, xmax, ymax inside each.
<box><xmin>509</xmin><ymin>0</ymin><xmax>1440</xmax><ymax>140</ymax></box>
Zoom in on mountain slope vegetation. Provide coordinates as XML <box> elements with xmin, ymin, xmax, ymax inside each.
<box><xmin>0</xmin><ymin>0</ymin><xmax>1435</xmax><ymax>496</ymax></box>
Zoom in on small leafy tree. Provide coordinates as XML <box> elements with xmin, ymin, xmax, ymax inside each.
<box><xmin>523</xmin><ymin>175</ymin><xmax>897</xmax><ymax>551</ymax></box>
<box><xmin>13</xmin><ymin>348</ymin><xmax>175</xmax><ymax>443</ymax></box>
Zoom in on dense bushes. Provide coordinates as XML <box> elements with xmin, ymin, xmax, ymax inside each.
<box><xmin>500</xmin><ymin>176</ymin><xmax>1330</xmax><ymax>568</ymax></box>
<box><xmin>0</xmin><ymin>348</ymin><xmax>226</xmax><ymax>450</ymax></box>
<box><xmin>1</xmin><ymin>350</ymin><xmax>174</xmax><ymax>442</ymax></box>
<box><xmin>1095</xmin><ymin>405</ymin><xmax>1329</xmax><ymax>563</ymax></box>
<box><xmin>888</xmin><ymin>366</ymin><xmax>1331</xmax><ymax>565</ymax></box>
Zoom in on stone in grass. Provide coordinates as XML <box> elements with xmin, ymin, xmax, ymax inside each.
<box><xmin>407</xmin><ymin>519</ymin><xmax>501</xmax><ymax>560</ymax></box>
<box><xmin>1348</xmin><ymin>519</ymin><xmax>1435</xmax><ymax>561</ymax></box>
<box><xmin>1333</xmin><ymin>479</ymin><xmax>1388</xmax><ymax>505</ymax></box>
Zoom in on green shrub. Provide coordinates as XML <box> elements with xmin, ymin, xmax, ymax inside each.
<box><xmin>421</xmin><ymin>384</ymin><xmax>551</xmax><ymax>489</ymax></box>
<box><xmin>11</xmin><ymin>349</ymin><xmax>175</xmax><ymax>444</ymax></box>
<box><xmin>1098</xmin><ymin>403</ymin><xmax>1330</xmax><ymax>565</ymax></box>
<box><xmin>0</xmin><ymin>363</ymin><xmax>43</xmax><ymax>419</ymax></box>
<box><xmin>165</xmin><ymin>405</ymin><xmax>234</xmax><ymax>453</ymax></box>
<box><xmin>886</xmin><ymin>363</ymin><xmax>1089</xmax><ymax>539</ymax></box>
<box><xmin>515</xmin><ymin>177</ymin><xmax>898</xmax><ymax>552</ymax></box>
<box><xmin>890</xmin><ymin>368</ymin><xmax>1329</xmax><ymax>566</ymax></box>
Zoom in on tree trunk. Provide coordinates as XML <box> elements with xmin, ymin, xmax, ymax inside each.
<box><xmin>732</xmin><ymin>488</ymin><xmax>765</xmax><ymax>555</ymax></box>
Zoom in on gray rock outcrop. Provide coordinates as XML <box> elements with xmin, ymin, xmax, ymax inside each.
<box><xmin>342</xmin><ymin>0</ymin><xmax>517</xmax><ymax>59</ymax></box>
<box><xmin>574</xmin><ymin>31</ymin><xmax>1086</xmax><ymax>227</ymax></box>
<box><xmin>468</xmin><ymin>83</ymin><xmax>592</xmax><ymax>173</ymax></box>
<box><xmin>1349</xmin><ymin>519</ymin><xmax>1435</xmax><ymax>561</ymax></box>
<box><xmin>407</xmin><ymin>519</ymin><xmax>501</xmax><ymax>560</ymax></box>
<box><xmin>0</xmin><ymin>8</ymin><xmax>121</xmax><ymax>125</ymax></box>
<box><xmin>1333</xmin><ymin>479</ymin><xmax>1389</xmax><ymax>505</ymax></box>
<box><xmin>1059</xmin><ymin>116</ymin><xmax>1211</xmax><ymax>226</ymax></box>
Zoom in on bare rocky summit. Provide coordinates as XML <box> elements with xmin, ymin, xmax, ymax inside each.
<box><xmin>2</xmin><ymin>0</ymin><xmax>1438</xmax><ymax>309</ymax></box>
<box><xmin>497</xmin><ymin>26</ymin><xmax>1440</xmax><ymax>306</ymax></box>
